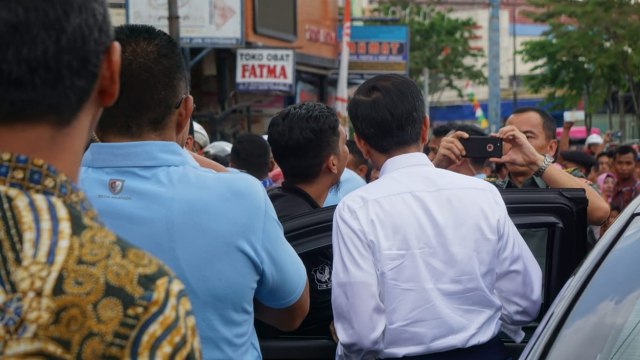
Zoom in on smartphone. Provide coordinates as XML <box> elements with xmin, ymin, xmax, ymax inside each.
<box><xmin>460</xmin><ymin>136</ymin><xmax>503</xmax><ymax>158</ymax></box>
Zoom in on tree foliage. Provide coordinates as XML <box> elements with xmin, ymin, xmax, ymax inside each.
<box><xmin>520</xmin><ymin>0</ymin><xmax>640</xmax><ymax>121</ymax></box>
<box><xmin>373</xmin><ymin>1</ymin><xmax>487</xmax><ymax>99</ymax></box>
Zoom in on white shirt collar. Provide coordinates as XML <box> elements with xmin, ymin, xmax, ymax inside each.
<box><xmin>379</xmin><ymin>152</ymin><xmax>434</xmax><ymax>178</ymax></box>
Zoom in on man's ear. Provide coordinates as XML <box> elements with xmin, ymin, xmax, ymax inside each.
<box><xmin>326</xmin><ymin>154</ymin><xmax>339</xmax><ymax>174</ymax></box>
<box><xmin>268</xmin><ymin>158</ymin><xmax>276</xmax><ymax>172</ymax></box>
<box><xmin>356</xmin><ymin>164</ymin><xmax>368</xmax><ymax>179</ymax></box>
<box><xmin>96</xmin><ymin>41</ymin><xmax>121</xmax><ymax>107</ymax></box>
<box><xmin>176</xmin><ymin>95</ymin><xmax>194</xmax><ymax>138</ymax></box>
<box><xmin>548</xmin><ymin>139</ymin><xmax>559</xmax><ymax>157</ymax></box>
<box><xmin>354</xmin><ymin>133</ymin><xmax>371</xmax><ymax>160</ymax></box>
<box><xmin>420</xmin><ymin>115</ymin><xmax>430</xmax><ymax>146</ymax></box>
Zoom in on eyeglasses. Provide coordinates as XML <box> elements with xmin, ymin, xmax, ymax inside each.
<box><xmin>174</xmin><ymin>95</ymin><xmax>187</xmax><ymax>109</ymax></box>
<box><xmin>175</xmin><ymin>95</ymin><xmax>197</xmax><ymax>113</ymax></box>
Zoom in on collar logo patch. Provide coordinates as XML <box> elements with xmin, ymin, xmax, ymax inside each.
<box><xmin>108</xmin><ymin>179</ymin><xmax>125</xmax><ymax>195</ymax></box>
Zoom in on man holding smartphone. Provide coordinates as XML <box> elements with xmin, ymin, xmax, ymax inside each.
<box><xmin>443</xmin><ymin>124</ymin><xmax>494</xmax><ymax>179</ymax></box>
<box><xmin>434</xmin><ymin>106</ymin><xmax>610</xmax><ymax>225</ymax></box>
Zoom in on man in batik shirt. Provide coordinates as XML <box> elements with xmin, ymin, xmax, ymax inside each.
<box><xmin>0</xmin><ymin>1</ymin><xmax>201</xmax><ymax>358</ymax></box>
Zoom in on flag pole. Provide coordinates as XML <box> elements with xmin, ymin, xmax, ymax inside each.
<box><xmin>336</xmin><ymin>0</ymin><xmax>351</xmax><ymax>133</ymax></box>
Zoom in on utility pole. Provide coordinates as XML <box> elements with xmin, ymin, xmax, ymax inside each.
<box><xmin>423</xmin><ymin>68</ymin><xmax>430</xmax><ymax>118</ymax></box>
<box><xmin>168</xmin><ymin>0</ymin><xmax>180</xmax><ymax>43</ymax></box>
<box><xmin>512</xmin><ymin>4</ymin><xmax>518</xmax><ymax>108</ymax></box>
<box><xmin>488</xmin><ymin>0</ymin><xmax>501</xmax><ymax>132</ymax></box>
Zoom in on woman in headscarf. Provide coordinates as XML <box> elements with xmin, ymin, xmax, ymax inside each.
<box><xmin>597</xmin><ymin>172</ymin><xmax>617</xmax><ymax>203</ymax></box>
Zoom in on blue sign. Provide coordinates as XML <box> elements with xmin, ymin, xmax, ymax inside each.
<box><xmin>337</xmin><ymin>25</ymin><xmax>409</xmax><ymax>75</ymax></box>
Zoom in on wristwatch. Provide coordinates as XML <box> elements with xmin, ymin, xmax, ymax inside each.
<box><xmin>533</xmin><ymin>154</ymin><xmax>554</xmax><ymax>177</ymax></box>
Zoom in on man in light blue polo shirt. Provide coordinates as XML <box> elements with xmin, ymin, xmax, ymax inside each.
<box><xmin>80</xmin><ymin>25</ymin><xmax>309</xmax><ymax>360</ymax></box>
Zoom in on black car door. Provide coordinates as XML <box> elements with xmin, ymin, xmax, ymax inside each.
<box><xmin>259</xmin><ymin>188</ymin><xmax>589</xmax><ymax>360</ymax></box>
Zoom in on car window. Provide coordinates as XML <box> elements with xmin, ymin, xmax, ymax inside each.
<box><xmin>519</xmin><ymin>228</ymin><xmax>548</xmax><ymax>279</ymax></box>
<box><xmin>545</xmin><ymin>215</ymin><xmax>640</xmax><ymax>359</ymax></box>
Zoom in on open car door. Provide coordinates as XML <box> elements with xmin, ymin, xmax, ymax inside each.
<box><xmin>259</xmin><ymin>188</ymin><xmax>589</xmax><ymax>360</ymax></box>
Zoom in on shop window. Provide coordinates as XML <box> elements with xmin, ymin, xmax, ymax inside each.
<box><xmin>254</xmin><ymin>0</ymin><xmax>297</xmax><ymax>42</ymax></box>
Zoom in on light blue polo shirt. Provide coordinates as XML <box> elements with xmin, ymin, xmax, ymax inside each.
<box><xmin>80</xmin><ymin>141</ymin><xmax>307</xmax><ymax>360</ymax></box>
<box><xmin>324</xmin><ymin>168</ymin><xmax>367</xmax><ymax>206</ymax></box>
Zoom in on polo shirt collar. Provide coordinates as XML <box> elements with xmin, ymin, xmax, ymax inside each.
<box><xmin>380</xmin><ymin>152</ymin><xmax>433</xmax><ymax>177</ymax></box>
<box><xmin>82</xmin><ymin>141</ymin><xmax>199</xmax><ymax>168</ymax></box>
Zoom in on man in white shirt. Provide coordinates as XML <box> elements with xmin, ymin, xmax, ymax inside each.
<box><xmin>331</xmin><ymin>74</ymin><xmax>542</xmax><ymax>360</ymax></box>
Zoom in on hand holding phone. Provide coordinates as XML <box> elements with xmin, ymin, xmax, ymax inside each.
<box><xmin>460</xmin><ymin>136</ymin><xmax>503</xmax><ymax>159</ymax></box>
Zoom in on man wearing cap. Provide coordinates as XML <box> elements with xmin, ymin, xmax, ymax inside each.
<box><xmin>192</xmin><ymin>120</ymin><xmax>210</xmax><ymax>153</ymax></box>
<box><xmin>435</xmin><ymin>106</ymin><xmax>610</xmax><ymax>225</ymax></box>
<box><xmin>585</xmin><ymin>133</ymin><xmax>605</xmax><ymax>157</ymax></box>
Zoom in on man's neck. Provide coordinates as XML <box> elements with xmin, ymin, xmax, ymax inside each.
<box><xmin>369</xmin><ymin>144</ymin><xmax>423</xmax><ymax>171</ymax></box>
<box><xmin>98</xmin><ymin>131</ymin><xmax>176</xmax><ymax>143</ymax></box>
<box><xmin>0</xmin><ymin>121</ymin><xmax>89</xmax><ymax>183</ymax></box>
<box><xmin>294</xmin><ymin>178</ymin><xmax>336</xmax><ymax>207</ymax></box>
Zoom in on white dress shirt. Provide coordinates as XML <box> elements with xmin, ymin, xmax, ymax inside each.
<box><xmin>331</xmin><ymin>152</ymin><xmax>542</xmax><ymax>359</ymax></box>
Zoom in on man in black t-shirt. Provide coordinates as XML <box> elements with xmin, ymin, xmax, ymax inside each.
<box><xmin>267</xmin><ymin>102</ymin><xmax>348</xmax><ymax>221</ymax></box>
<box><xmin>260</xmin><ymin>102</ymin><xmax>349</xmax><ymax>338</ymax></box>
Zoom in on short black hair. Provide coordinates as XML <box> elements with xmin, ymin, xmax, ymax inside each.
<box><xmin>432</xmin><ymin>124</ymin><xmax>454</xmax><ymax>138</ymax></box>
<box><xmin>96</xmin><ymin>24</ymin><xmax>189</xmax><ymax>138</ymax></box>
<box><xmin>348</xmin><ymin>74</ymin><xmax>425</xmax><ymax>154</ymax></box>
<box><xmin>614</xmin><ymin>145</ymin><xmax>637</xmax><ymax>161</ymax></box>
<box><xmin>268</xmin><ymin>103</ymin><xmax>340</xmax><ymax>184</ymax></box>
<box><xmin>510</xmin><ymin>106</ymin><xmax>557</xmax><ymax>141</ymax></box>
<box><xmin>347</xmin><ymin>139</ymin><xmax>367</xmax><ymax>168</ymax></box>
<box><xmin>231</xmin><ymin>134</ymin><xmax>271</xmax><ymax>180</ymax></box>
<box><xmin>596</xmin><ymin>151</ymin><xmax>610</xmax><ymax>160</ymax></box>
<box><xmin>455</xmin><ymin>124</ymin><xmax>485</xmax><ymax>137</ymax></box>
<box><xmin>0</xmin><ymin>0</ymin><xmax>113</xmax><ymax>126</ymax></box>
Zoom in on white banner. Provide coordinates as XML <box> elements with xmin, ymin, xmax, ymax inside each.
<box><xmin>236</xmin><ymin>49</ymin><xmax>295</xmax><ymax>93</ymax></box>
<box><xmin>126</xmin><ymin>0</ymin><xmax>242</xmax><ymax>46</ymax></box>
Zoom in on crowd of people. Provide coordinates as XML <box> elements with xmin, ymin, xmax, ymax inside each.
<box><xmin>426</xmin><ymin>117</ymin><xmax>638</xmax><ymax>238</ymax></box>
<box><xmin>0</xmin><ymin>1</ymin><xmax>632</xmax><ymax>360</ymax></box>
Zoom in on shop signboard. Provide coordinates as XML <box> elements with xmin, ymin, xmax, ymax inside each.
<box><xmin>236</xmin><ymin>49</ymin><xmax>295</xmax><ymax>93</ymax></box>
<box><xmin>336</xmin><ymin>25</ymin><xmax>409</xmax><ymax>77</ymax></box>
<box><xmin>126</xmin><ymin>0</ymin><xmax>243</xmax><ymax>46</ymax></box>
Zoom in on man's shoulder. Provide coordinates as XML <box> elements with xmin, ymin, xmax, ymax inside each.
<box><xmin>1</xmin><ymin>192</ymin><xmax>200</xmax><ymax>359</ymax></box>
<box><xmin>69</xmin><ymin>223</ymin><xmax>202</xmax><ymax>358</ymax></box>
<box><xmin>268</xmin><ymin>185</ymin><xmax>317</xmax><ymax>221</ymax></box>
<box><xmin>485</xmin><ymin>176</ymin><xmax>508</xmax><ymax>189</ymax></box>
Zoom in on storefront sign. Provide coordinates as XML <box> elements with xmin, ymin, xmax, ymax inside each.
<box><xmin>337</xmin><ymin>25</ymin><xmax>409</xmax><ymax>76</ymax></box>
<box><xmin>245</xmin><ymin>1</ymin><xmax>339</xmax><ymax>67</ymax></box>
<box><xmin>126</xmin><ymin>0</ymin><xmax>243</xmax><ymax>46</ymax></box>
<box><xmin>305</xmin><ymin>25</ymin><xmax>337</xmax><ymax>45</ymax></box>
<box><xmin>236</xmin><ymin>49</ymin><xmax>295</xmax><ymax>93</ymax></box>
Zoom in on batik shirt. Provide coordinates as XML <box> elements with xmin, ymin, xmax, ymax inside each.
<box><xmin>0</xmin><ymin>153</ymin><xmax>201</xmax><ymax>359</ymax></box>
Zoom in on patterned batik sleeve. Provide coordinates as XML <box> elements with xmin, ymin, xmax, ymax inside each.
<box><xmin>124</xmin><ymin>275</ymin><xmax>202</xmax><ymax>360</ymax></box>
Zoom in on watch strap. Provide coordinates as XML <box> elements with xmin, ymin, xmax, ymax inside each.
<box><xmin>533</xmin><ymin>154</ymin><xmax>554</xmax><ymax>177</ymax></box>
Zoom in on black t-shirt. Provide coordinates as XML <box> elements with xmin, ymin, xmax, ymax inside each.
<box><xmin>259</xmin><ymin>183</ymin><xmax>333</xmax><ymax>338</ymax></box>
<box><xmin>267</xmin><ymin>182</ymin><xmax>320</xmax><ymax>221</ymax></box>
